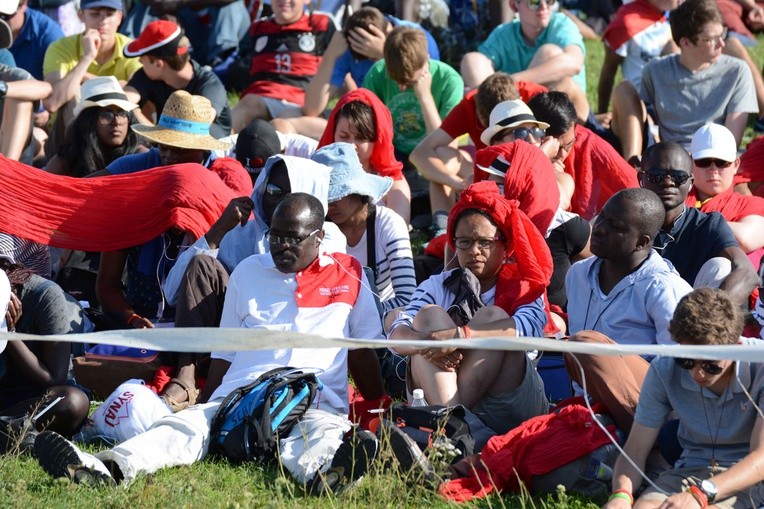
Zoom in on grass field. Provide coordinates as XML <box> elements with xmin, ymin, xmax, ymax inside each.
<box><xmin>3</xmin><ymin>37</ymin><xmax>764</xmax><ymax>508</ymax></box>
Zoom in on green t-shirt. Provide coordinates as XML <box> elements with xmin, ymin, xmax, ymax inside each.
<box><xmin>362</xmin><ymin>59</ymin><xmax>464</xmax><ymax>155</ymax></box>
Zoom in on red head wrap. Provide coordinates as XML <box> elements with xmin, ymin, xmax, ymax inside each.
<box><xmin>447</xmin><ymin>181</ymin><xmax>553</xmax><ymax>316</ymax></box>
<box><xmin>318</xmin><ymin>88</ymin><xmax>404</xmax><ymax>180</ymax></box>
<box><xmin>473</xmin><ymin>141</ymin><xmax>559</xmax><ymax>235</ymax></box>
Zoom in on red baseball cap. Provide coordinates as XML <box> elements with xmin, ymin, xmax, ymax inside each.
<box><xmin>124</xmin><ymin>20</ymin><xmax>187</xmax><ymax>58</ymax></box>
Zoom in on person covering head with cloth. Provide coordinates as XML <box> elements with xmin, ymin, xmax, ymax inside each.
<box><xmin>605</xmin><ymin>287</ymin><xmax>764</xmax><ymax>509</ymax></box>
<box><xmin>388</xmin><ymin>180</ymin><xmax>553</xmax><ymax>434</ymax></box>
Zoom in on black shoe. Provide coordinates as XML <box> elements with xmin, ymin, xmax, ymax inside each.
<box><xmin>34</xmin><ymin>431</ymin><xmax>115</xmax><ymax>485</ymax></box>
<box><xmin>378</xmin><ymin>418</ymin><xmax>434</xmax><ymax>482</ymax></box>
<box><xmin>0</xmin><ymin>415</ymin><xmax>37</xmax><ymax>455</ymax></box>
<box><xmin>309</xmin><ymin>429</ymin><xmax>378</xmax><ymax>495</ymax></box>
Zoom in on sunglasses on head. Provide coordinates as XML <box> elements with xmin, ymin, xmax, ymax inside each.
<box><xmin>644</xmin><ymin>169</ymin><xmax>692</xmax><ymax>186</ymax></box>
<box><xmin>674</xmin><ymin>357</ymin><xmax>725</xmax><ymax>375</ymax></box>
<box><xmin>526</xmin><ymin>0</ymin><xmax>557</xmax><ymax>9</ymax></box>
<box><xmin>694</xmin><ymin>158</ymin><xmax>734</xmax><ymax>169</ymax></box>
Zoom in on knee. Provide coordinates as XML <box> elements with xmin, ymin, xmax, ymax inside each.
<box><xmin>470</xmin><ymin>305</ymin><xmax>510</xmax><ymax>325</ymax></box>
<box><xmin>532</xmin><ymin>44</ymin><xmax>563</xmax><ymax>63</ymax></box>
<box><xmin>612</xmin><ymin>81</ymin><xmax>641</xmax><ymax>109</ymax></box>
<box><xmin>270</xmin><ymin>117</ymin><xmax>296</xmax><ymax>134</ymax></box>
<box><xmin>235</xmin><ymin>95</ymin><xmax>268</xmax><ymax>120</ymax></box>
<box><xmin>568</xmin><ymin>330</ymin><xmax>613</xmax><ymax>344</ymax></box>
<box><xmin>411</xmin><ymin>305</ymin><xmax>454</xmax><ymax>331</ymax></box>
<box><xmin>38</xmin><ymin>386</ymin><xmax>90</xmax><ymax>436</ymax></box>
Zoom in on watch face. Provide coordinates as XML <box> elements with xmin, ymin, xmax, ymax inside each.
<box><xmin>700</xmin><ymin>480</ymin><xmax>717</xmax><ymax>500</ymax></box>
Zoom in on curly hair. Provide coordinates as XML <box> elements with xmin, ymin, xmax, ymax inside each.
<box><xmin>56</xmin><ymin>106</ymin><xmax>142</xmax><ymax>177</ymax></box>
<box><xmin>669</xmin><ymin>288</ymin><xmax>743</xmax><ymax>345</ymax></box>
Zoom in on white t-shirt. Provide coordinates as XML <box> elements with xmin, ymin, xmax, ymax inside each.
<box><xmin>0</xmin><ymin>270</ymin><xmax>10</xmax><ymax>352</ymax></box>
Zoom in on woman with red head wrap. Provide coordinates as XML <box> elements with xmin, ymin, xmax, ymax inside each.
<box><xmin>388</xmin><ymin>181</ymin><xmax>554</xmax><ymax>434</ymax></box>
<box><xmin>318</xmin><ymin>88</ymin><xmax>412</xmax><ymax>223</ymax></box>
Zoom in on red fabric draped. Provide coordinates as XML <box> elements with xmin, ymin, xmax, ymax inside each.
<box><xmin>447</xmin><ymin>181</ymin><xmax>553</xmax><ymax>316</ymax></box>
<box><xmin>317</xmin><ymin>88</ymin><xmax>404</xmax><ymax>180</ymax></box>
<box><xmin>563</xmin><ymin>125</ymin><xmax>639</xmax><ymax>220</ymax></box>
<box><xmin>439</xmin><ymin>403</ymin><xmax>617</xmax><ymax>502</ymax></box>
<box><xmin>0</xmin><ymin>156</ymin><xmax>243</xmax><ymax>251</ymax></box>
<box><xmin>737</xmin><ymin>136</ymin><xmax>764</xmax><ymax>197</ymax></box>
<box><xmin>603</xmin><ymin>0</ymin><xmax>665</xmax><ymax>51</ymax></box>
<box><xmin>474</xmin><ymin>141</ymin><xmax>559</xmax><ymax>235</ymax></box>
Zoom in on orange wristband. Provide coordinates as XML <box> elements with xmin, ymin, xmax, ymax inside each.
<box><xmin>462</xmin><ymin>325</ymin><xmax>471</xmax><ymax>338</ymax></box>
<box><xmin>688</xmin><ymin>486</ymin><xmax>708</xmax><ymax>509</ymax></box>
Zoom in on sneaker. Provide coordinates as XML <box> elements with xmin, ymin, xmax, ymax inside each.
<box><xmin>309</xmin><ymin>429</ymin><xmax>378</xmax><ymax>495</ymax></box>
<box><xmin>34</xmin><ymin>431</ymin><xmax>115</xmax><ymax>485</ymax></box>
<box><xmin>0</xmin><ymin>415</ymin><xmax>37</xmax><ymax>455</ymax></box>
<box><xmin>378</xmin><ymin>418</ymin><xmax>434</xmax><ymax>482</ymax></box>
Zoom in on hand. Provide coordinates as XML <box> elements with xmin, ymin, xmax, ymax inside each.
<box><xmin>596</xmin><ymin>112</ymin><xmax>613</xmax><ymax>129</ymax></box>
<box><xmin>81</xmin><ymin>29</ymin><xmax>101</xmax><ymax>60</ymax></box>
<box><xmin>657</xmin><ymin>491</ymin><xmax>704</xmax><ymax>509</ymax></box>
<box><xmin>412</xmin><ymin>67</ymin><xmax>433</xmax><ymax>99</ymax></box>
<box><xmin>748</xmin><ymin>5</ymin><xmax>764</xmax><ymax>30</ymax></box>
<box><xmin>347</xmin><ymin>24</ymin><xmax>386</xmax><ymax>60</ymax></box>
<box><xmin>419</xmin><ymin>347</ymin><xmax>463</xmax><ymax>371</ymax></box>
<box><xmin>206</xmin><ymin>196</ymin><xmax>255</xmax><ymax>248</ymax></box>
<box><xmin>128</xmin><ymin>315</ymin><xmax>154</xmax><ymax>329</ymax></box>
<box><xmin>6</xmin><ymin>293</ymin><xmax>21</xmax><ymax>331</ymax></box>
<box><xmin>326</xmin><ymin>30</ymin><xmax>349</xmax><ymax>58</ymax></box>
<box><xmin>540</xmin><ymin>136</ymin><xmax>561</xmax><ymax>160</ymax></box>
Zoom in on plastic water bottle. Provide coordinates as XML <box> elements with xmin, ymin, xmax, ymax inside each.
<box><xmin>411</xmin><ymin>389</ymin><xmax>427</xmax><ymax>407</ymax></box>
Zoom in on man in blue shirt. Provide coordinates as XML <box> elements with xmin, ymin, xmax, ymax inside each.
<box><xmin>0</xmin><ymin>0</ymin><xmax>63</xmax><ymax>80</ymax></box>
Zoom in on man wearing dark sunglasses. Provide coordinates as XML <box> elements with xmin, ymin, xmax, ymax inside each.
<box><xmin>608</xmin><ymin>288</ymin><xmax>764</xmax><ymax>509</ymax></box>
<box><xmin>638</xmin><ymin>141</ymin><xmax>758</xmax><ymax>307</ymax></box>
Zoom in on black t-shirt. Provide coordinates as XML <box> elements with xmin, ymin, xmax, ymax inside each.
<box><xmin>128</xmin><ymin>59</ymin><xmax>232</xmax><ymax>139</ymax></box>
<box><xmin>654</xmin><ymin>206</ymin><xmax>739</xmax><ymax>285</ymax></box>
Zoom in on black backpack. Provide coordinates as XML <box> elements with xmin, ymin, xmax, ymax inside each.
<box><xmin>209</xmin><ymin>367</ymin><xmax>322</xmax><ymax>462</ymax></box>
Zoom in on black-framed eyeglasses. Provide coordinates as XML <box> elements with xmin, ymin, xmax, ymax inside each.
<box><xmin>98</xmin><ymin>110</ymin><xmax>130</xmax><ymax>123</ymax></box>
<box><xmin>644</xmin><ymin>169</ymin><xmax>692</xmax><ymax>186</ymax></box>
<box><xmin>454</xmin><ymin>236</ymin><xmax>503</xmax><ymax>250</ymax></box>
<box><xmin>526</xmin><ymin>0</ymin><xmax>557</xmax><ymax>9</ymax></box>
<box><xmin>674</xmin><ymin>357</ymin><xmax>725</xmax><ymax>375</ymax></box>
<box><xmin>264</xmin><ymin>183</ymin><xmax>287</xmax><ymax>198</ymax></box>
<box><xmin>695</xmin><ymin>26</ymin><xmax>728</xmax><ymax>45</ymax></box>
<box><xmin>505</xmin><ymin>126</ymin><xmax>545</xmax><ymax>143</ymax></box>
<box><xmin>694</xmin><ymin>158</ymin><xmax>734</xmax><ymax>169</ymax></box>
<box><xmin>266</xmin><ymin>228</ymin><xmax>320</xmax><ymax>247</ymax></box>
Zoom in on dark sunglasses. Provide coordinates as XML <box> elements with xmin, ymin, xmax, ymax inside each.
<box><xmin>674</xmin><ymin>357</ymin><xmax>725</xmax><ymax>375</ymax></box>
<box><xmin>264</xmin><ymin>183</ymin><xmax>286</xmax><ymax>197</ymax></box>
<box><xmin>694</xmin><ymin>158</ymin><xmax>734</xmax><ymax>169</ymax></box>
<box><xmin>507</xmin><ymin>126</ymin><xmax>545</xmax><ymax>143</ymax></box>
<box><xmin>644</xmin><ymin>169</ymin><xmax>692</xmax><ymax>186</ymax></box>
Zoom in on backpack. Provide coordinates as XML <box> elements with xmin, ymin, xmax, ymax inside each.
<box><xmin>209</xmin><ymin>367</ymin><xmax>322</xmax><ymax>462</ymax></box>
<box><xmin>385</xmin><ymin>403</ymin><xmax>477</xmax><ymax>464</ymax></box>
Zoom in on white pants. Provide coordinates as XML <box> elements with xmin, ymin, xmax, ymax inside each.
<box><xmin>97</xmin><ymin>401</ymin><xmax>351</xmax><ymax>484</ymax></box>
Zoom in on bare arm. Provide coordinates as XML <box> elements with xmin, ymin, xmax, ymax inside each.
<box><xmin>6</xmin><ymin>79</ymin><xmax>52</xmax><ymax>101</ymax></box>
<box><xmin>718</xmin><ymin>245</ymin><xmax>759</xmax><ymax>306</ymax></box>
<box><xmin>303</xmin><ymin>31</ymin><xmax>347</xmax><ymax>117</ymax></box>
<box><xmin>410</xmin><ymin>128</ymin><xmax>465</xmax><ymax>190</ymax></box>
<box><xmin>725</xmin><ymin>111</ymin><xmax>750</xmax><ymax>147</ymax></box>
<box><xmin>412</xmin><ymin>68</ymin><xmax>442</xmax><ymax>135</ymax></box>
<box><xmin>0</xmin><ymin>98</ymin><xmax>33</xmax><ymax>160</ymax></box>
<box><xmin>460</xmin><ymin>51</ymin><xmax>495</xmax><ymax>89</ymax></box>
<box><xmin>727</xmin><ymin>215</ymin><xmax>764</xmax><ymax>252</ymax></box>
<box><xmin>705</xmin><ymin>416</ymin><xmax>764</xmax><ymax>500</ymax></box>
<box><xmin>511</xmin><ymin>45</ymin><xmax>585</xmax><ymax>86</ymax></box>
<box><xmin>383</xmin><ymin>179</ymin><xmax>411</xmax><ymax>224</ymax></box>
<box><xmin>604</xmin><ymin>422</ymin><xmax>659</xmax><ymax>508</ymax></box>
<box><xmin>5</xmin><ymin>340</ymin><xmax>70</xmax><ymax>387</ymax></box>
<box><xmin>597</xmin><ymin>46</ymin><xmax>624</xmax><ymax>114</ymax></box>
<box><xmin>44</xmin><ymin>29</ymin><xmax>100</xmax><ymax>113</ymax></box>
<box><xmin>96</xmin><ymin>249</ymin><xmax>155</xmax><ymax>328</ymax></box>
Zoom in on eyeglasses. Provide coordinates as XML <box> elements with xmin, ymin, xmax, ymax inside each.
<box><xmin>695</xmin><ymin>27</ymin><xmax>727</xmax><ymax>45</ymax></box>
<box><xmin>674</xmin><ymin>357</ymin><xmax>725</xmax><ymax>375</ymax></box>
<box><xmin>643</xmin><ymin>169</ymin><xmax>692</xmax><ymax>186</ymax></box>
<box><xmin>454</xmin><ymin>236</ymin><xmax>503</xmax><ymax>250</ymax></box>
<box><xmin>98</xmin><ymin>110</ymin><xmax>130</xmax><ymax>123</ymax></box>
<box><xmin>694</xmin><ymin>158</ymin><xmax>734</xmax><ymax>169</ymax></box>
<box><xmin>264</xmin><ymin>183</ymin><xmax>287</xmax><ymax>198</ymax></box>
<box><xmin>266</xmin><ymin>228</ymin><xmax>320</xmax><ymax>247</ymax></box>
<box><xmin>526</xmin><ymin>0</ymin><xmax>557</xmax><ymax>9</ymax></box>
<box><xmin>501</xmin><ymin>126</ymin><xmax>545</xmax><ymax>143</ymax></box>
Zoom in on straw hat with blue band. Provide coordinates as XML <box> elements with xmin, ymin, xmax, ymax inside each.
<box><xmin>131</xmin><ymin>90</ymin><xmax>230</xmax><ymax>151</ymax></box>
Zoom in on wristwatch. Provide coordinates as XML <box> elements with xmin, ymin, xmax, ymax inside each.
<box><xmin>699</xmin><ymin>480</ymin><xmax>717</xmax><ymax>503</ymax></box>
<box><xmin>0</xmin><ymin>81</ymin><xmax>8</xmax><ymax>98</ymax></box>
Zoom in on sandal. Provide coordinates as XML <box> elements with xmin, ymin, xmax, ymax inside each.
<box><xmin>160</xmin><ymin>378</ymin><xmax>200</xmax><ymax>413</ymax></box>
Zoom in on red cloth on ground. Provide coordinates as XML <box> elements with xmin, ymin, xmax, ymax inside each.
<box><xmin>318</xmin><ymin>88</ymin><xmax>404</xmax><ymax>180</ymax></box>
<box><xmin>737</xmin><ymin>136</ymin><xmax>764</xmax><ymax>197</ymax></box>
<box><xmin>686</xmin><ymin>186</ymin><xmax>764</xmax><ymax>269</ymax></box>
<box><xmin>563</xmin><ymin>125</ymin><xmax>639</xmax><ymax>221</ymax></box>
<box><xmin>474</xmin><ymin>141</ymin><xmax>559</xmax><ymax>235</ymax></box>
<box><xmin>447</xmin><ymin>181</ymin><xmax>554</xmax><ymax>316</ymax></box>
<box><xmin>603</xmin><ymin>0</ymin><xmax>666</xmax><ymax>51</ymax></box>
<box><xmin>439</xmin><ymin>82</ymin><xmax>548</xmax><ymax>151</ymax></box>
<box><xmin>438</xmin><ymin>403</ymin><xmax>617</xmax><ymax>502</ymax></box>
<box><xmin>0</xmin><ymin>156</ymin><xmax>239</xmax><ymax>251</ymax></box>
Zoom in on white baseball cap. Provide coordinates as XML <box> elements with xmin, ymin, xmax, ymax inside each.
<box><xmin>690</xmin><ymin>123</ymin><xmax>737</xmax><ymax>162</ymax></box>
<box><xmin>0</xmin><ymin>0</ymin><xmax>19</xmax><ymax>16</ymax></box>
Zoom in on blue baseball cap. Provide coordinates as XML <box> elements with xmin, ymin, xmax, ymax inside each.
<box><xmin>80</xmin><ymin>0</ymin><xmax>123</xmax><ymax>11</ymax></box>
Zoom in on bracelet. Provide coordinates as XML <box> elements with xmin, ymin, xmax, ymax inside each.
<box><xmin>462</xmin><ymin>325</ymin><xmax>471</xmax><ymax>338</ymax></box>
<box><xmin>127</xmin><ymin>313</ymin><xmax>142</xmax><ymax>326</ymax></box>
<box><xmin>608</xmin><ymin>489</ymin><xmax>634</xmax><ymax>506</ymax></box>
<box><xmin>688</xmin><ymin>486</ymin><xmax>708</xmax><ymax>509</ymax></box>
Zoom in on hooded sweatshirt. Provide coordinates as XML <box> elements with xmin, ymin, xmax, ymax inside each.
<box><xmin>565</xmin><ymin>250</ymin><xmax>693</xmax><ymax>345</ymax></box>
<box><xmin>164</xmin><ymin>155</ymin><xmax>347</xmax><ymax>306</ymax></box>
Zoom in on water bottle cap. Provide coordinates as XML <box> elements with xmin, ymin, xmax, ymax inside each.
<box><xmin>412</xmin><ymin>389</ymin><xmax>424</xmax><ymax>399</ymax></box>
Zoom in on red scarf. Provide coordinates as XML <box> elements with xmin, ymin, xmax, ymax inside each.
<box><xmin>318</xmin><ymin>88</ymin><xmax>404</xmax><ymax>181</ymax></box>
<box><xmin>603</xmin><ymin>0</ymin><xmax>665</xmax><ymax>51</ymax></box>
<box><xmin>474</xmin><ymin>141</ymin><xmax>559</xmax><ymax>235</ymax></box>
<box><xmin>737</xmin><ymin>136</ymin><xmax>764</xmax><ymax>196</ymax></box>
<box><xmin>0</xmin><ymin>156</ymin><xmax>244</xmax><ymax>251</ymax></box>
<box><xmin>447</xmin><ymin>181</ymin><xmax>553</xmax><ymax>316</ymax></box>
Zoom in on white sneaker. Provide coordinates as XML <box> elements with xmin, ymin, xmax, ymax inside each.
<box><xmin>34</xmin><ymin>431</ymin><xmax>115</xmax><ymax>485</ymax></box>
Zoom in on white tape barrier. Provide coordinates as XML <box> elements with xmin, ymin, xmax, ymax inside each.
<box><xmin>2</xmin><ymin>328</ymin><xmax>763</xmax><ymax>362</ymax></box>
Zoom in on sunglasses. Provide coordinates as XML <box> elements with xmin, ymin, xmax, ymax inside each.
<box><xmin>674</xmin><ymin>357</ymin><xmax>725</xmax><ymax>375</ymax></box>
<box><xmin>265</xmin><ymin>183</ymin><xmax>287</xmax><ymax>198</ymax></box>
<box><xmin>643</xmin><ymin>169</ymin><xmax>692</xmax><ymax>186</ymax></box>
<box><xmin>694</xmin><ymin>158</ymin><xmax>734</xmax><ymax>169</ymax></box>
<box><xmin>498</xmin><ymin>126</ymin><xmax>545</xmax><ymax>144</ymax></box>
<box><xmin>526</xmin><ymin>0</ymin><xmax>557</xmax><ymax>9</ymax></box>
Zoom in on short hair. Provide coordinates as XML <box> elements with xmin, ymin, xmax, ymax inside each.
<box><xmin>669</xmin><ymin>288</ymin><xmax>743</xmax><ymax>345</ymax></box>
<box><xmin>335</xmin><ymin>100</ymin><xmax>377</xmax><ymax>142</ymax></box>
<box><xmin>527</xmin><ymin>91</ymin><xmax>577</xmax><ymax>136</ymax></box>
<box><xmin>344</xmin><ymin>7</ymin><xmax>389</xmax><ymax>60</ymax></box>
<box><xmin>148</xmin><ymin>36</ymin><xmax>191</xmax><ymax>71</ymax></box>
<box><xmin>611</xmin><ymin>188</ymin><xmax>666</xmax><ymax>239</ymax></box>
<box><xmin>641</xmin><ymin>141</ymin><xmax>693</xmax><ymax>173</ymax></box>
<box><xmin>670</xmin><ymin>0</ymin><xmax>723</xmax><ymax>45</ymax></box>
<box><xmin>383</xmin><ymin>26</ymin><xmax>428</xmax><ymax>84</ymax></box>
<box><xmin>475</xmin><ymin>72</ymin><xmax>520</xmax><ymax>127</ymax></box>
<box><xmin>275</xmin><ymin>192</ymin><xmax>324</xmax><ymax>231</ymax></box>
